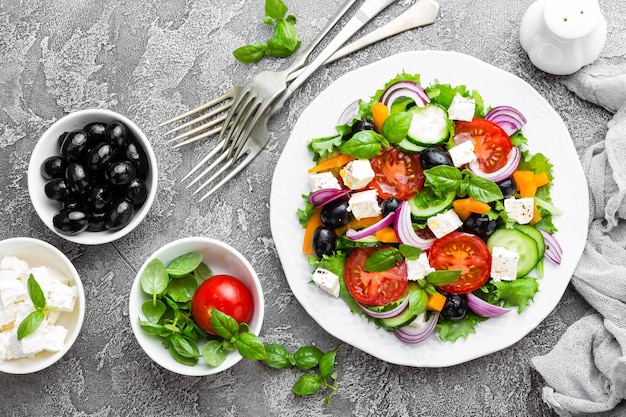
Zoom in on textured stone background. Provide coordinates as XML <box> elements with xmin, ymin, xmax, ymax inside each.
<box><xmin>1</xmin><ymin>0</ymin><xmax>624</xmax><ymax>416</ymax></box>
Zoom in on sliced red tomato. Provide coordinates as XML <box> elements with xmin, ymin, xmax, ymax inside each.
<box><xmin>344</xmin><ymin>246</ymin><xmax>408</xmax><ymax>306</ymax></box>
<box><xmin>368</xmin><ymin>146</ymin><xmax>424</xmax><ymax>200</ymax></box>
<box><xmin>428</xmin><ymin>232</ymin><xmax>491</xmax><ymax>294</ymax></box>
<box><xmin>455</xmin><ymin>118</ymin><xmax>512</xmax><ymax>173</ymax></box>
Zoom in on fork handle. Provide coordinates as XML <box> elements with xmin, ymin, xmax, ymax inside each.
<box><xmin>280</xmin><ymin>0</ymin><xmax>399</xmax><ymax>106</ymax></box>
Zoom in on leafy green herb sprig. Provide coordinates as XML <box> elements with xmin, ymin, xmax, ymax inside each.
<box><xmin>233</xmin><ymin>0</ymin><xmax>302</xmax><ymax>64</ymax></box>
<box><xmin>17</xmin><ymin>275</ymin><xmax>47</xmax><ymax>340</ymax></box>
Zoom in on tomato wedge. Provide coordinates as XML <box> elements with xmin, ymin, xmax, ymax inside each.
<box><xmin>455</xmin><ymin>118</ymin><xmax>512</xmax><ymax>173</ymax></box>
<box><xmin>368</xmin><ymin>146</ymin><xmax>424</xmax><ymax>200</ymax></box>
<box><xmin>344</xmin><ymin>246</ymin><xmax>408</xmax><ymax>306</ymax></box>
<box><xmin>428</xmin><ymin>232</ymin><xmax>491</xmax><ymax>294</ymax></box>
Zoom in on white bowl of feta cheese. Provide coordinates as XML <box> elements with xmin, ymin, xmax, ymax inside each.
<box><xmin>0</xmin><ymin>237</ymin><xmax>85</xmax><ymax>374</ymax></box>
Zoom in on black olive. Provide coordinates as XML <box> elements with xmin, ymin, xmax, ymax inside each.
<box><xmin>105</xmin><ymin>199</ymin><xmax>135</xmax><ymax>231</ymax></box>
<box><xmin>497</xmin><ymin>176</ymin><xmax>517</xmax><ymax>199</ymax></box>
<box><xmin>60</xmin><ymin>130</ymin><xmax>89</xmax><ymax>161</ymax></box>
<box><xmin>65</xmin><ymin>163</ymin><xmax>92</xmax><ymax>194</ymax></box>
<box><xmin>381</xmin><ymin>196</ymin><xmax>401</xmax><ymax>217</ymax></box>
<box><xmin>83</xmin><ymin>122</ymin><xmax>107</xmax><ymax>143</ymax></box>
<box><xmin>312</xmin><ymin>226</ymin><xmax>336</xmax><ymax>257</ymax></box>
<box><xmin>57</xmin><ymin>132</ymin><xmax>69</xmax><ymax>148</ymax></box>
<box><xmin>41</xmin><ymin>156</ymin><xmax>68</xmax><ymax>180</ymax></box>
<box><xmin>344</xmin><ymin>119</ymin><xmax>375</xmax><ymax>140</ymax></box>
<box><xmin>125</xmin><ymin>178</ymin><xmax>148</xmax><ymax>206</ymax></box>
<box><xmin>105</xmin><ymin>121</ymin><xmax>128</xmax><ymax>148</ymax></box>
<box><xmin>441</xmin><ymin>294</ymin><xmax>468</xmax><ymax>321</ymax></box>
<box><xmin>123</xmin><ymin>141</ymin><xmax>149</xmax><ymax>177</ymax></box>
<box><xmin>44</xmin><ymin>179</ymin><xmax>72</xmax><ymax>202</ymax></box>
<box><xmin>419</xmin><ymin>147</ymin><xmax>453</xmax><ymax>169</ymax></box>
<box><xmin>52</xmin><ymin>208</ymin><xmax>89</xmax><ymax>235</ymax></box>
<box><xmin>87</xmin><ymin>186</ymin><xmax>113</xmax><ymax>211</ymax></box>
<box><xmin>105</xmin><ymin>161</ymin><xmax>136</xmax><ymax>185</ymax></box>
<box><xmin>86</xmin><ymin>142</ymin><xmax>116</xmax><ymax>172</ymax></box>
<box><xmin>462</xmin><ymin>213</ymin><xmax>499</xmax><ymax>239</ymax></box>
<box><xmin>320</xmin><ymin>198</ymin><xmax>350</xmax><ymax>229</ymax></box>
<box><xmin>87</xmin><ymin>211</ymin><xmax>107</xmax><ymax>232</ymax></box>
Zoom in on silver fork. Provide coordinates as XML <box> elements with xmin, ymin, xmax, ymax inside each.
<box><xmin>187</xmin><ymin>0</ymin><xmax>404</xmax><ymax>201</ymax></box>
<box><xmin>162</xmin><ymin>0</ymin><xmax>440</xmax><ymax>149</ymax></box>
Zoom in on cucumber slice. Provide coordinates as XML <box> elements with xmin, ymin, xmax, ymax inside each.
<box><xmin>513</xmin><ymin>224</ymin><xmax>545</xmax><ymax>258</ymax></box>
<box><xmin>407</xmin><ymin>104</ymin><xmax>450</xmax><ymax>146</ymax></box>
<box><xmin>396</xmin><ymin>138</ymin><xmax>426</xmax><ymax>153</ymax></box>
<box><xmin>379</xmin><ymin>305</ymin><xmax>418</xmax><ymax>330</ymax></box>
<box><xmin>487</xmin><ymin>228</ymin><xmax>540</xmax><ymax>278</ymax></box>
<box><xmin>408</xmin><ymin>188</ymin><xmax>457</xmax><ymax>220</ymax></box>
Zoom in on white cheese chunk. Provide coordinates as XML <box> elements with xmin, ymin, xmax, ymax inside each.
<box><xmin>311</xmin><ymin>268</ymin><xmax>340</xmax><ymax>298</ymax></box>
<box><xmin>347</xmin><ymin>190</ymin><xmax>381</xmax><ymax>220</ymax></box>
<box><xmin>47</xmin><ymin>280</ymin><xmax>77</xmax><ymax>312</ymax></box>
<box><xmin>448</xmin><ymin>93</ymin><xmax>476</xmax><ymax>121</ymax></box>
<box><xmin>0</xmin><ymin>303</ymin><xmax>18</xmax><ymax>328</ymax></box>
<box><xmin>0</xmin><ymin>256</ymin><xmax>29</xmax><ymax>273</ymax></box>
<box><xmin>490</xmin><ymin>246</ymin><xmax>520</xmax><ymax>282</ymax></box>
<box><xmin>426</xmin><ymin>209</ymin><xmax>463</xmax><ymax>238</ymax></box>
<box><xmin>448</xmin><ymin>140</ymin><xmax>477</xmax><ymax>168</ymax></box>
<box><xmin>0</xmin><ymin>332</ymin><xmax>13</xmax><ymax>363</ymax></box>
<box><xmin>14</xmin><ymin>299</ymin><xmax>35</xmax><ymax>324</ymax></box>
<box><xmin>406</xmin><ymin>253</ymin><xmax>435</xmax><ymax>281</ymax></box>
<box><xmin>504</xmin><ymin>197</ymin><xmax>534</xmax><ymax>225</ymax></box>
<box><xmin>406</xmin><ymin>312</ymin><xmax>426</xmax><ymax>329</ymax></box>
<box><xmin>340</xmin><ymin>159</ymin><xmax>375</xmax><ymax>190</ymax></box>
<box><xmin>0</xmin><ymin>280</ymin><xmax>27</xmax><ymax>309</ymax></box>
<box><xmin>9</xmin><ymin>326</ymin><xmax>47</xmax><ymax>358</ymax></box>
<box><xmin>43</xmin><ymin>325</ymin><xmax>68</xmax><ymax>352</ymax></box>
<box><xmin>0</xmin><ymin>269</ymin><xmax>22</xmax><ymax>282</ymax></box>
<box><xmin>309</xmin><ymin>171</ymin><xmax>341</xmax><ymax>191</ymax></box>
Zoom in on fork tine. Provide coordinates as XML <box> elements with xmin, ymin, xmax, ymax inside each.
<box><xmin>180</xmin><ymin>138</ymin><xmax>226</xmax><ymax>182</ymax></box>
<box><xmin>185</xmin><ymin>152</ymin><xmax>230</xmax><ymax>189</ymax></box>
<box><xmin>197</xmin><ymin>151</ymin><xmax>258</xmax><ymax>202</ymax></box>
<box><xmin>166</xmin><ymin>114</ymin><xmax>227</xmax><ymax>143</ymax></box>
<box><xmin>159</xmin><ymin>87</ymin><xmax>242</xmax><ymax>127</ymax></box>
<box><xmin>219</xmin><ymin>98</ymin><xmax>260</xmax><ymax>155</ymax></box>
<box><xmin>164</xmin><ymin>109</ymin><xmax>228</xmax><ymax>137</ymax></box>
<box><xmin>191</xmin><ymin>157</ymin><xmax>235</xmax><ymax>195</ymax></box>
<box><xmin>171</xmin><ymin>126</ymin><xmax>223</xmax><ymax>149</ymax></box>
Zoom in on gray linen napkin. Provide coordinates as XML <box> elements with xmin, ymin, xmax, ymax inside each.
<box><xmin>531</xmin><ymin>61</ymin><xmax>626</xmax><ymax>416</ymax></box>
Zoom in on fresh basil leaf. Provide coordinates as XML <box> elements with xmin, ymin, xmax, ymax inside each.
<box><xmin>141</xmin><ymin>299</ymin><xmax>167</xmax><ymax>323</ymax></box>
<box><xmin>294</xmin><ymin>346</ymin><xmax>323</xmax><ymax>371</ymax></box>
<box><xmin>264</xmin><ymin>343</ymin><xmax>291</xmax><ymax>369</ymax></box>
<box><xmin>266</xmin><ymin>36</ymin><xmax>298</xmax><ymax>58</ymax></box>
<box><xmin>166</xmin><ymin>275</ymin><xmax>198</xmax><ymax>303</ymax></box>
<box><xmin>407</xmin><ymin>288</ymin><xmax>428</xmax><ymax>317</ymax></box>
<box><xmin>467</xmin><ymin>175</ymin><xmax>504</xmax><ymax>203</ymax></box>
<box><xmin>265</xmin><ymin>0</ymin><xmax>288</xmax><ymax>21</ymax></box>
<box><xmin>318</xmin><ymin>349</ymin><xmax>337</xmax><ymax>379</ymax></box>
<box><xmin>274</xmin><ymin>20</ymin><xmax>299</xmax><ymax>52</ymax></box>
<box><xmin>381</xmin><ymin>111</ymin><xmax>412</xmax><ymax>144</ymax></box>
<box><xmin>426</xmin><ymin>270</ymin><xmax>461</xmax><ymax>286</ymax></box>
<box><xmin>285</xmin><ymin>13</ymin><xmax>297</xmax><ymax>24</ymax></box>
<box><xmin>399</xmin><ymin>244</ymin><xmax>421</xmax><ymax>260</ymax></box>
<box><xmin>235</xmin><ymin>333</ymin><xmax>268</xmax><ymax>361</ymax></box>
<box><xmin>202</xmin><ymin>340</ymin><xmax>228</xmax><ymax>367</ymax></box>
<box><xmin>424</xmin><ymin>165</ymin><xmax>463</xmax><ymax>192</ymax></box>
<box><xmin>339</xmin><ymin>130</ymin><xmax>384</xmax><ymax>159</ymax></box>
<box><xmin>139</xmin><ymin>320</ymin><xmax>169</xmax><ymax>337</ymax></box>
<box><xmin>167</xmin><ymin>253</ymin><xmax>204</xmax><ymax>277</ymax></box>
<box><xmin>169</xmin><ymin>341</ymin><xmax>199</xmax><ymax>366</ymax></box>
<box><xmin>211</xmin><ymin>309</ymin><xmax>239</xmax><ymax>340</ymax></box>
<box><xmin>363</xmin><ymin>247</ymin><xmax>401</xmax><ymax>272</ymax></box>
<box><xmin>292</xmin><ymin>374</ymin><xmax>323</xmax><ymax>396</ymax></box>
<box><xmin>194</xmin><ymin>262</ymin><xmax>213</xmax><ymax>281</ymax></box>
<box><xmin>169</xmin><ymin>334</ymin><xmax>200</xmax><ymax>359</ymax></box>
<box><xmin>233</xmin><ymin>42</ymin><xmax>266</xmax><ymax>64</ymax></box>
<box><xmin>17</xmin><ymin>310</ymin><xmax>45</xmax><ymax>340</ymax></box>
<box><xmin>27</xmin><ymin>274</ymin><xmax>46</xmax><ymax>310</ymax></box>
<box><xmin>140</xmin><ymin>258</ymin><xmax>169</xmax><ymax>296</ymax></box>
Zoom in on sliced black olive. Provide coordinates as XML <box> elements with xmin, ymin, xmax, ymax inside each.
<box><xmin>60</xmin><ymin>130</ymin><xmax>89</xmax><ymax>161</ymax></box>
<box><xmin>441</xmin><ymin>294</ymin><xmax>468</xmax><ymax>321</ymax></box>
<box><xmin>312</xmin><ymin>226</ymin><xmax>336</xmax><ymax>257</ymax></box>
<box><xmin>105</xmin><ymin>199</ymin><xmax>135</xmax><ymax>231</ymax></box>
<box><xmin>125</xmin><ymin>178</ymin><xmax>148</xmax><ymax>206</ymax></box>
<box><xmin>44</xmin><ymin>179</ymin><xmax>72</xmax><ymax>202</ymax></box>
<box><xmin>381</xmin><ymin>196</ymin><xmax>401</xmax><ymax>217</ymax></box>
<box><xmin>105</xmin><ymin>121</ymin><xmax>128</xmax><ymax>148</ymax></box>
<box><xmin>320</xmin><ymin>198</ymin><xmax>350</xmax><ymax>229</ymax></box>
<box><xmin>41</xmin><ymin>156</ymin><xmax>68</xmax><ymax>180</ymax></box>
<box><xmin>86</xmin><ymin>142</ymin><xmax>115</xmax><ymax>172</ymax></box>
<box><xmin>65</xmin><ymin>163</ymin><xmax>92</xmax><ymax>194</ymax></box>
<box><xmin>105</xmin><ymin>161</ymin><xmax>136</xmax><ymax>185</ymax></box>
<box><xmin>52</xmin><ymin>208</ymin><xmax>89</xmax><ymax>235</ymax></box>
<box><xmin>419</xmin><ymin>147</ymin><xmax>453</xmax><ymax>169</ymax></box>
<box><xmin>497</xmin><ymin>176</ymin><xmax>517</xmax><ymax>199</ymax></box>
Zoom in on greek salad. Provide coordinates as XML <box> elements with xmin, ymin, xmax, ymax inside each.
<box><xmin>297</xmin><ymin>72</ymin><xmax>563</xmax><ymax>344</ymax></box>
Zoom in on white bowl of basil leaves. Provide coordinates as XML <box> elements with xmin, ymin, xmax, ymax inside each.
<box><xmin>128</xmin><ymin>237</ymin><xmax>265</xmax><ymax>376</ymax></box>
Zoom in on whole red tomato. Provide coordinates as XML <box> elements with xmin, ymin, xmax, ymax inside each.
<box><xmin>191</xmin><ymin>274</ymin><xmax>254</xmax><ymax>335</ymax></box>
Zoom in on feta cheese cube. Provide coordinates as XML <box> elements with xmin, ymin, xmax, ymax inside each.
<box><xmin>0</xmin><ymin>256</ymin><xmax>29</xmax><ymax>273</ymax></box>
<box><xmin>311</xmin><ymin>268</ymin><xmax>340</xmax><ymax>298</ymax></box>
<box><xmin>9</xmin><ymin>326</ymin><xmax>47</xmax><ymax>358</ymax></box>
<box><xmin>0</xmin><ymin>332</ymin><xmax>14</xmax><ymax>363</ymax></box>
<box><xmin>0</xmin><ymin>269</ymin><xmax>22</xmax><ymax>282</ymax></box>
<box><xmin>406</xmin><ymin>312</ymin><xmax>426</xmax><ymax>329</ymax></box>
<box><xmin>448</xmin><ymin>93</ymin><xmax>476</xmax><ymax>121</ymax></box>
<box><xmin>448</xmin><ymin>140</ymin><xmax>477</xmax><ymax>168</ymax></box>
<box><xmin>340</xmin><ymin>159</ymin><xmax>375</xmax><ymax>190</ymax></box>
<box><xmin>0</xmin><ymin>279</ymin><xmax>26</xmax><ymax>309</ymax></box>
<box><xmin>309</xmin><ymin>171</ymin><xmax>341</xmax><ymax>191</ymax></box>
<box><xmin>427</xmin><ymin>209</ymin><xmax>463</xmax><ymax>238</ymax></box>
<box><xmin>28</xmin><ymin>266</ymin><xmax>55</xmax><ymax>296</ymax></box>
<box><xmin>0</xmin><ymin>303</ymin><xmax>18</xmax><ymax>328</ymax></box>
<box><xmin>47</xmin><ymin>280</ymin><xmax>77</xmax><ymax>312</ymax></box>
<box><xmin>347</xmin><ymin>190</ymin><xmax>381</xmax><ymax>220</ymax></box>
<box><xmin>504</xmin><ymin>197</ymin><xmax>534</xmax><ymax>225</ymax></box>
<box><xmin>490</xmin><ymin>246</ymin><xmax>520</xmax><ymax>281</ymax></box>
<box><xmin>406</xmin><ymin>253</ymin><xmax>435</xmax><ymax>281</ymax></box>
<box><xmin>14</xmin><ymin>299</ymin><xmax>35</xmax><ymax>324</ymax></box>
<box><xmin>43</xmin><ymin>325</ymin><xmax>68</xmax><ymax>352</ymax></box>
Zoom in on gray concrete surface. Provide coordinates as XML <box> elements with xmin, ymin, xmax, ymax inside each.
<box><xmin>0</xmin><ymin>0</ymin><xmax>623</xmax><ymax>416</ymax></box>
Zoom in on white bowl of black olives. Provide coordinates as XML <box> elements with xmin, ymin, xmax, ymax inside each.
<box><xmin>27</xmin><ymin>109</ymin><xmax>158</xmax><ymax>245</ymax></box>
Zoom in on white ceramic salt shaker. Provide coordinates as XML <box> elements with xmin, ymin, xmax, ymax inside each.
<box><xmin>519</xmin><ymin>0</ymin><xmax>607</xmax><ymax>75</ymax></box>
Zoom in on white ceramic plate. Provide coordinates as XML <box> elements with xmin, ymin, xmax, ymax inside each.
<box><xmin>269</xmin><ymin>51</ymin><xmax>589</xmax><ymax>367</ymax></box>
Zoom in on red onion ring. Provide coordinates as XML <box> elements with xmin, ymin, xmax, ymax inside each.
<box><xmin>346</xmin><ymin>212</ymin><xmax>396</xmax><ymax>240</ymax></box>
<box><xmin>393</xmin><ymin>201</ymin><xmax>434</xmax><ymax>250</ymax></box>
<box><xmin>357</xmin><ymin>295</ymin><xmax>410</xmax><ymax>319</ymax></box>
<box><xmin>538</xmin><ymin>229</ymin><xmax>563</xmax><ymax>265</ymax></box>
<box><xmin>485</xmin><ymin>105</ymin><xmax>527</xmax><ymax>136</ymax></box>
<box><xmin>380</xmin><ymin>81</ymin><xmax>430</xmax><ymax>109</ymax></box>
<box><xmin>393</xmin><ymin>312</ymin><xmax>440</xmax><ymax>344</ymax></box>
<box><xmin>309</xmin><ymin>188</ymin><xmax>350</xmax><ymax>207</ymax></box>
<box><xmin>337</xmin><ymin>99</ymin><xmax>360</xmax><ymax>125</ymax></box>
<box><xmin>466</xmin><ymin>292</ymin><xmax>511</xmax><ymax>317</ymax></box>
<box><xmin>453</xmin><ymin>131</ymin><xmax>472</xmax><ymax>146</ymax></box>
<box><xmin>468</xmin><ymin>146</ymin><xmax>521</xmax><ymax>182</ymax></box>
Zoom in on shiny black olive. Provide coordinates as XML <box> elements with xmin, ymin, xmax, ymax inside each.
<box><xmin>63</xmin><ymin>198</ymin><xmax>88</xmax><ymax>211</ymax></box>
<box><xmin>344</xmin><ymin>119</ymin><xmax>375</xmax><ymax>140</ymax></box>
<box><xmin>105</xmin><ymin>199</ymin><xmax>135</xmax><ymax>231</ymax></box>
<box><xmin>44</xmin><ymin>179</ymin><xmax>72</xmax><ymax>202</ymax></box>
<box><xmin>441</xmin><ymin>294</ymin><xmax>468</xmax><ymax>321</ymax></box>
<box><xmin>381</xmin><ymin>196</ymin><xmax>401</xmax><ymax>217</ymax></box>
<box><xmin>83</xmin><ymin>122</ymin><xmax>107</xmax><ymax>143</ymax></box>
<box><xmin>41</xmin><ymin>156</ymin><xmax>68</xmax><ymax>180</ymax></box>
<box><xmin>86</xmin><ymin>142</ymin><xmax>115</xmax><ymax>172</ymax></box>
<box><xmin>105</xmin><ymin>161</ymin><xmax>136</xmax><ymax>185</ymax></box>
<box><xmin>123</xmin><ymin>141</ymin><xmax>149</xmax><ymax>177</ymax></box>
<box><xmin>497</xmin><ymin>176</ymin><xmax>517</xmax><ymax>199</ymax></box>
<box><xmin>57</xmin><ymin>132</ymin><xmax>69</xmax><ymax>148</ymax></box>
<box><xmin>87</xmin><ymin>211</ymin><xmax>107</xmax><ymax>232</ymax></box>
<box><xmin>105</xmin><ymin>121</ymin><xmax>128</xmax><ymax>148</ymax></box>
<box><xmin>65</xmin><ymin>163</ymin><xmax>92</xmax><ymax>194</ymax></box>
<box><xmin>312</xmin><ymin>226</ymin><xmax>336</xmax><ymax>257</ymax></box>
<box><xmin>125</xmin><ymin>178</ymin><xmax>148</xmax><ymax>206</ymax></box>
<box><xmin>419</xmin><ymin>147</ymin><xmax>453</xmax><ymax>169</ymax></box>
<box><xmin>60</xmin><ymin>130</ymin><xmax>89</xmax><ymax>161</ymax></box>
<box><xmin>87</xmin><ymin>186</ymin><xmax>113</xmax><ymax>211</ymax></box>
<box><xmin>52</xmin><ymin>208</ymin><xmax>89</xmax><ymax>235</ymax></box>
<box><xmin>320</xmin><ymin>198</ymin><xmax>350</xmax><ymax>229</ymax></box>
<box><xmin>462</xmin><ymin>213</ymin><xmax>499</xmax><ymax>239</ymax></box>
